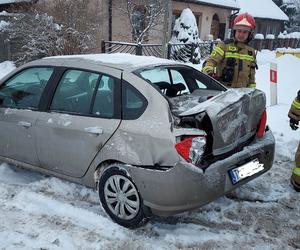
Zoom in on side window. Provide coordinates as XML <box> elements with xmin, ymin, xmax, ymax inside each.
<box><xmin>122</xmin><ymin>81</ymin><xmax>147</xmax><ymax>120</ymax></box>
<box><xmin>139</xmin><ymin>68</ymin><xmax>170</xmax><ymax>84</ymax></box>
<box><xmin>0</xmin><ymin>67</ymin><xmax>53</xmax><ymax>109</ymax></box>
<box><xmin>170</xmin><ymin>69</ymin><xmax>189</xmax><ymax>94</ymax></box>
<box><xmin>195</xmin><ymin>79</ymin><xmax>208</xmax><ymax>89</ymax></box>
<box><xmin>139</xmin><ymin>68</ymin><xmax>171</xmax><ymax>94</ymax></box>
<box><xmin>50</xmin><ymin>69</ymin><xmax>99</xmax><ymax>114</ymax></box>
<box><xmin>92</xmin><ymin>75</ymin><xmax>115</xmax><ymax>118</ymax></box>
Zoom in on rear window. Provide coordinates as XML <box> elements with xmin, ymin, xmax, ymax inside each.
<box><xmin>135</xmin><ymin>66</ymin><xmax>226</xmax><ymax>97</ymax></box>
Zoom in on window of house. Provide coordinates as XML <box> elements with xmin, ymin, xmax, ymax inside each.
<box><xmin>132</xmin><ymin>7</ymin><xmax>146</xmax><ymax>40</ymax></box>
<box><xmin>0</xmin><ymin>67</ymin><xmax>53</xmax><ymax>109</ymax></box>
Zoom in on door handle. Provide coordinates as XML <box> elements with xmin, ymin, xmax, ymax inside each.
<box><xmin>18</xmin><ymin>121</ymin><xmax>32</xmax><ymax>128</ymax></box>
<box><xmin>84</xmin><ymin>127</ymin><xmax>103</xmax><ymax>136</ymax></box>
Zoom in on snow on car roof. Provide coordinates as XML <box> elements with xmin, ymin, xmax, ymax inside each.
<box><xmin>44</xmin><ymin>53</ymin><xmax>179</xmax><ymax>70</ymax></box>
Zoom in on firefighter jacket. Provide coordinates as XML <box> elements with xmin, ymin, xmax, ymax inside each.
<box><xmin>202</xmin><ymin>39</ymin><xmax>257</xmax><ymax>88</ymax></box>
<box><xmin>288</xmin><ymin>91</ymin><xmax>300</xmax><ymax>190</ymax></box>
<box><xmin>288</xmin><ymin>93</ymin><xmax>300</xmax><ymax>122</ymax></box>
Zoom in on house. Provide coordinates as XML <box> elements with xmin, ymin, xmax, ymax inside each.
<box><xmin>237</xmin><ymin>0</ymin><xmax>289</xmax><ymax>37</ymax></box>
<box><xmin>172</xmin><ymin>0</ymin><xmax>240</xmax><ymax>40</ymax></box>
<box><xmin>110</xmin><ymin>0</ymin><xmax>240</xmax><ymax>44</ymax></box>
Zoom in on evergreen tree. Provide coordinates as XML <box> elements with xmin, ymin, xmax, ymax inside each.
<box><xmin>169</xmin><ymin>8</ymin><xmax>201</xmax><ymax>64</ymax></box>
<box><xmin>273</xmin><ymin>0</ymin><xmax>300</xmax><ymax>32</ymax></box>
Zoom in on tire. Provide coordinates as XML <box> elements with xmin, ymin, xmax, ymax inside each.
<box><xmin>98</xmin><ymin>165</ymin><xmax>148</xmax><ymax>228</ymax></box>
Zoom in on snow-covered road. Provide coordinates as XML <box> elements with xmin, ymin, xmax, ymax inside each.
<box><xmin>0</xmin><ymin>156</ymin><xmax>299</xmax><ymax>249</ymax></box>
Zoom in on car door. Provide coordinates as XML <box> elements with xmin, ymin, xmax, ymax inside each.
<box><xmin>0</xmin><ymin>67</ymin><xmax>54</xmax><ymax>166</ymax></box>
<box><xmin>35</xmin><ymin>69</ymin><xmax>121</xmax><ymax>178</ymax></box>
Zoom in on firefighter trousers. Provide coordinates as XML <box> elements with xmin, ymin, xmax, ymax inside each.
<box><xmin>291</xmin><ymin>141</ymin><xmax>300</xmax><ymax>190</ymax></box>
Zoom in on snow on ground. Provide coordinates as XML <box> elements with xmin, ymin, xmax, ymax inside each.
<box><xmin>0</xmin><ymin>51</ymin><xmax>300</xmax><ymax>249</ymax></box>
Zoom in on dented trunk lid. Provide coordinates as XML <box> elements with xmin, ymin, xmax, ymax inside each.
<box><xmin>174</xmin><ymin>88</ymin><xmax>266</xmax><ymax>156</ymax></box>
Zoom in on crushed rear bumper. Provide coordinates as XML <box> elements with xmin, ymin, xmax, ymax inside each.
<box><xmin>125</xmin><ymin>130</ymin><xmax>275</xmax><ymax>216</ymax></box>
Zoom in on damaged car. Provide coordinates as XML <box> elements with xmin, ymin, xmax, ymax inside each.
<box><xmin>0</xmin><ymin>54</ymin><xmax>275</xmax><ymax>228</ymax></box>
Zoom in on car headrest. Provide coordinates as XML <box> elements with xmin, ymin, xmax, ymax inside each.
<box><xmin>166</xmin><ymin>83</ymin><xmax>186</xmax><ymax>97</ymax></box>
<box><xmin>154</xmin><ymin>81</ymin><xmax>170</xmax><ymax>90</ymax></box>
<box><xmin>174</xmin><ymin>83</ymin><xmax>186</xmax><ymax>92</ymax></box>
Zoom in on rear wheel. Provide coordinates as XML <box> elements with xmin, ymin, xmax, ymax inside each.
<box><xmin>99</xmin><ymin>165</ymin><xmax>148</xmax><ymax>228</ymax></box>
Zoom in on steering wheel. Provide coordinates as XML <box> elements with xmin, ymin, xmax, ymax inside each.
<box><xmin>0</xmin><ymin>92</ymin><xmax>17</xmax><ymax>106</ymax></box>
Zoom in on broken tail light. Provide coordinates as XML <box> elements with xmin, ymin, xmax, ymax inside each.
<box><xmin>256</xmin><ymin>110</ymin><xmax>267</xmax><ymax>138</ymax></box>
<box><xmin>175</xmin><ymin>136</ymin><xmax>206</xmax><ymax>164</ymax></box>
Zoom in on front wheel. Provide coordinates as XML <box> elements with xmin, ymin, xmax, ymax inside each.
<box><xmin>98</xmin><ymin>165</ymin><xmax>148</xmax><ymax>228</ymax></box>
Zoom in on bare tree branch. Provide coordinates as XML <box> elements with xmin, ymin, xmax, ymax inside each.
<box><xmin>119</xmin><ymin>0</ymin><xmax>168</xmax><ymax>43</ymax></box>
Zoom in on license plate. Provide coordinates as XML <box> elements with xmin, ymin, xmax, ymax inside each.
<box><xmin>229</xmin><ymin>159</ymin><xmax>264</xmax><ymax>185</ymax></box>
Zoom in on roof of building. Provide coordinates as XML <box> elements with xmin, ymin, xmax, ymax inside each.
<box><xmin>175</xmin><ymin>0</ymin><xmax>240</xmax><ymax>10</ymax></box>
<box><xmin>237</xmin><ymin>0</ymin><xmax>289</xmax><ymax>21</ymax></box>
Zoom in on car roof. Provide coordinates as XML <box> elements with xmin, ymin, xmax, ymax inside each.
<box><xmin>26</xmin><ymin>53</ymin><xmax>184</xmax><ymax>72</ymax></box>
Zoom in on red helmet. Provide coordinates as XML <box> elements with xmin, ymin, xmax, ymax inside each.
<box><xmin>233</xmin><ymin>13</ymin><xmax>256</xmax><ymax>31</ymax></box>
<box><xmin>233</xmin><ymin>13</ymin><xmax>256</xmax><ymax>42</ymax></box>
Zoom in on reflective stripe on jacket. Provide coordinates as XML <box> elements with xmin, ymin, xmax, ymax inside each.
<box><xmin>202</xmin><ymin>40</ymin><xmax>257</xmax><ymax>88</ymax></box>
<box><xmin>288</xmin><ymin>96</ymin><xmax>300</xmax><ymax>122</ymax></box>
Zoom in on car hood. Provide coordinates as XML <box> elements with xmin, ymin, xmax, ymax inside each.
<box><xmin>173</xmin><ymin>88</ymin><xmax>266</xmax><ymax>155</ymax></box>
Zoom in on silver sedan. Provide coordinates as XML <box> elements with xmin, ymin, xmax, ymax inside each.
<box><xmin>0</xmin><ymin>54</ymin><xmax>275</xmax><ymax>228</ymax></box>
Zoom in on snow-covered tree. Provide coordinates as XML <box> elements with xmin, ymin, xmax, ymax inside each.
<box><xmin>119</xmin><ymin>0</ymin><xmax>168</xmax><ymax>43</ymax></box>
<box><xmin>37</xmin><ymin>0</ymin><xmax>102</xmax><ymax>45</ymax></box>
<box><xmin>273</xmin><ymin>0</ymin><xmax>300</xmax><ymax>32</ymax></box>
<box><xmin>0</xmin><ymin>1</ymin><xmax>100</xmax><ymax>65</ymax></box>
<box><xmin>1</xmin><ymin>11</ymin><xmax>61</xmax><ymax>65</ymax></box>
<box><xmin>169</xmin><ymin>8</ymin><xmax>201</xmax><ymax>64</ymax></box>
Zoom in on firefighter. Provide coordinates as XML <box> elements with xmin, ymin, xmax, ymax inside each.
<box><xmin>288</xmin><ymin>90</ymin><xmax>300</xmax><ymax>192</ymax></box>
<box><xmin>202</xmin><ymin>13</ymin><xmax>257</xmax><ymax>88</ymax></box>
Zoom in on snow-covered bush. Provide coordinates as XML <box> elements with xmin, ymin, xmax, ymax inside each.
<box><xmin>169</xmin><ymin>8</ymin><xmax>201</xmax><ymax>64</ymax></box>
<box><xmin>0</xmin><ymin>1</ymin><xmax>100</xmax><ymax>65</ymax></box>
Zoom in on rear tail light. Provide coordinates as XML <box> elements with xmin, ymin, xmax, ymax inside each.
<box><xmin>175</xmin><ymin>136</ymin><xmax>206</xmax><ymax>164</ymax></box>
<box><xmin>256</xmin><ymin>110</ymin><xmax>267</xmax><ymax>138</ymax></box>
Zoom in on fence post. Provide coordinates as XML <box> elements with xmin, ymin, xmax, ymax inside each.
<box><xmin>289</xmin><ymin>38</ymin><xmax>295</xmax><ymax>48</ymax></box>
<box><xmin>266</xmin><ymin>38</ymin><xmax>273</xmax><ymax>50</ymax></box>
<box><xmin>167</xmin><ymin>43</ymin><xmax>171</xmax><ymax>59</ymax></box>
<box><xmin>190</xmin><ymin>43</ymin><xmax>195</xmax><ymax>62</ymax></box>
<box><xmin>284</xmin><ymin>38</ymin><xmax>289</xmax><ymax>48</ymax></box>
<box><xmin>136</xmin><ymin>42</ymin><xmax>142</xmax><ymax>55</ymax></box>
<box><xmin>278</xmin><ymin>38</ymin><xmax>284</xmax><ymax>48</ymax></box>
<box><xmin>6</xmin><ymin>40</ymin><xmax>11</xmax><ymax>61</ymax></box>
<box><xmin>292</xmin><ymin>38</ymin><xmax>297</xmax><ymax>48</ymax></box>
<box><xmin>209</xmin><ymin>41</ymin><xmax>214</xmax><ymax>54</ymax></box>
<box><xmin>101</xmin><ymin>40</ymin><xmax>105</xmax><ymax>53</ymax></box>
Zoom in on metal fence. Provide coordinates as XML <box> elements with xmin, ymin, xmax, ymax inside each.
<box><xmin>101</xmin><ymin>38</ymin><xmax>300</xmax><ymax>62</ymax></box>
<box><xmin>101</xmin><ymin>40</ymin><xmax>163</xmax><ymax>57</ymax></box>
<box><xmin>1</xmin><ymin>38</ymin><xmax>299</xmax><ymax>64</ymax></box>
<box><xmin>101</xmin><ymin>40</ymin><xmax>217</xmax><ymax>61</ymax></box>
<box><xmin>167</xmin><ymin>41</ymin><xmax>217</xmax><ymax>62</ymax></box>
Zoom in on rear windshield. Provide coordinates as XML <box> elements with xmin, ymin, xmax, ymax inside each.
<box><xmin>134</xmin><ymin>66</ymin><xmax>226</xmax><ymax>97</ymax></box>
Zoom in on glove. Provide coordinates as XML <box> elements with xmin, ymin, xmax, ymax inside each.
<box><xmin>290</xmin><ymin>118</ymin><xmax>299</xmax><ymax>130</ymax></box>
<box><xmin>208</xmin><ymin>72</ymin><xmax>219</xmax><ymax>80</ymax></box>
